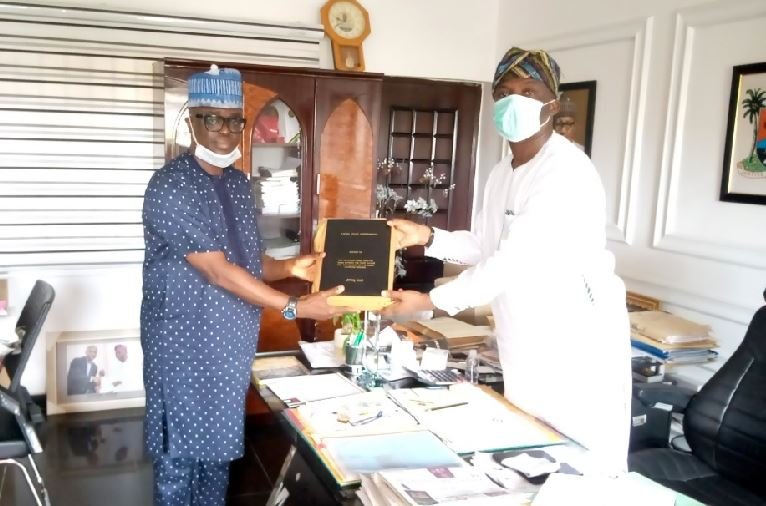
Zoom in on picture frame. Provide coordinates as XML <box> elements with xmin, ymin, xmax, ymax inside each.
<box><xmin>626</xmin><ymin>291</ymin><xmax>661</xmax><ymax>312</ymax></box>
<box><xmin>47</xmin><ymin>329</ymin><xmax>144</xmax><ymax>415</ymax></box>
<box><xmin>556</xmin><ymin>80</ymin><xmax>597</xmax><ymax>156</ymax></box>
<box><xmin>720</xmin><ymin>62</ymin><xmax>766</xmax><ymax>205</ymax></box>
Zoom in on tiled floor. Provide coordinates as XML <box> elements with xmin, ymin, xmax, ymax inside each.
<box><xmin>0</xmin><ymin>408</ymin><xmax>292</xmax><ymax>506</ymax></box>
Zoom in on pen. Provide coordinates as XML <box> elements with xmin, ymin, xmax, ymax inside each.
<box><xmin>426</xmin><ymin>401</ymin><xmax>469</xmax><ymax>412</ymax></box>
<box><xmin>349</xmin><ymin>411</ymin><xmax>383</xmax><ymax>426</ymax></box>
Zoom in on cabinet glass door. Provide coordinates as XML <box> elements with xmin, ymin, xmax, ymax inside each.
<box><xmin>250</xmin><ymin>99</ymin><xmax>302</xmax><ymax>259</ymax></box>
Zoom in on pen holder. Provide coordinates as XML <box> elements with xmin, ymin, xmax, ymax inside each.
<box><xmin>345</xmin><ymin>342</ymin><xmax>364</xmax><ymax>373</ymax></box>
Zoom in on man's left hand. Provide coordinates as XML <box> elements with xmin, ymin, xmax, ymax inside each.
<box><xmin>288</xmin><ymin>253</ymin><xmax>325</xmax><ymax>282</ymax></box>
<box><xmin>380</xmin><ymin>289</ymin><xmax>435</xmax><ymax>317</ymax></box>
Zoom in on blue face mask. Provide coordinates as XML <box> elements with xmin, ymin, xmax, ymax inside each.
<box><xmin>493</xmin><ymin>94</ymin><xmax>555</xmax><ymax>142</ymax></box>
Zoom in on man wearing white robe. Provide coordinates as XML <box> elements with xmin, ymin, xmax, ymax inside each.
<box><xmin>102</xmin><ymin>344</ymin><xmax>143</xmax><ymax>393</ymax></box>
<box><xmin>383</xmin><ymin>47</ymin><xmax>631</xmax><ymax>473</ymax></box>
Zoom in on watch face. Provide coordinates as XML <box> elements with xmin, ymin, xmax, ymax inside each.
<box><xmin>328</xmin><ymin>1</ymin><xmax>366</xmax><ymax>40</ymax></box>
<box><xmin>283</xmin><ymin>307</ymin><xmax>297</xmax><ymax>320</ymax></box>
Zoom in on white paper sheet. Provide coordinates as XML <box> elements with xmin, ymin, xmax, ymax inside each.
<box><xmin>261</xmin><ymin>372</ymin><xmax>362</xmax><ymax>406</ymax></box>
<box><xmin>532</xmin><ymin>472</ymin><xmax>677</xmax><ymax>506</ymax></box>
<box><xmin>299</xmin><ymin>340</ymin><xmax>344</xmax><ymax>368</ymax></box>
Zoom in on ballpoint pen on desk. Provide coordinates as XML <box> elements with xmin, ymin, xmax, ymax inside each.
<box><xmin>426</xmin><ymin>401</ymin><xmax>469</xmax><ymax>412</ymax></box>
<box><xmin>349</xmin><ymin>410</ymin><xmax>383</xmax><ymax>426</ymax></box>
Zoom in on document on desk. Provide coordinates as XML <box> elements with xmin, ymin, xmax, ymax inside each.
<box><xmin>387</xmin><ymin>385</ymin><xmax>564</xmax><ymax>454</ymax></box>
<box><xmin>369</xmin><ymin>466</ymin><xmax>525</xmax><ymax>506</ymax></box>
<box><xmin>251</xmin><ymin>356</ymin><xmax>308</xmax><ymax>384</ymax></box>
<box><xmin>260</xmin><ymin>372</ymin><xmax>362</xmax><ymax>407</ymax></box>
<box><xmin>320</xmin><ymin>430</ymin><xmax>465</xmax><ymax>486</ymax></box>
<box><xmin>532</xmin><ymin>472</ymin><xmax>682</xmax><ymax>506</ymax></box>
<box><xmin>286</xmin><ymin>390</ymin><xmax>421</xmax><ymax>438</ymax></box>
<box><xmin>298</xmin><ymin>340</ymin><xmax>344</xmax><ymax>368</ymax></box>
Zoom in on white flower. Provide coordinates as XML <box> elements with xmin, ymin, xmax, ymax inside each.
<box><xmin>404</xmin><ymin>197</ymin><xmax>439</xmax><ymax>218</ymax></box>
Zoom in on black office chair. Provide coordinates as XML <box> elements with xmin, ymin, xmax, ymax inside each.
<box><xmin>0</xmin><ymin>280</ymin><xmax>55</xmax><ymax>506</ymax></box>
<box><xmin>629</xmin><ymin>292</ymin><xmax>766</xmax><ymax>506</ymax></box>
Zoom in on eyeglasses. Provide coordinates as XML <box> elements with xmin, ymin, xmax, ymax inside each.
<box><xmin>194</xmin><ymin>113</ymin><xmax>246</xmax><ymax>133</ymax></box>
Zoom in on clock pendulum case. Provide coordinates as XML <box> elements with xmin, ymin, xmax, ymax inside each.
<box><xmin>321</xmin><ymin>0</ymin><xmax>371</xmax><ymax>72</ymax></box>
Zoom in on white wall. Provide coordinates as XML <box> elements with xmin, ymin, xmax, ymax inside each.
<box><xmin>3</xmin><ymin>0</ymin><xmax>501</xmax><ymax>394</ymax></box>
<box><xmin>82</xmin><ymin>0</ymin><xmax>500</xmax><ymax>82</ymax></box>
<box><xmin>497</xmin><ymin>0</ymin><xmax>766</xmax><ymax>362</ymax></box>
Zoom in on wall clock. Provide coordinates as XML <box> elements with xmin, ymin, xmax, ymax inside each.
<box><xmin>321</xmin><ymin>0</ymin><xmax>371</xmax><ymax>72</ymax></box>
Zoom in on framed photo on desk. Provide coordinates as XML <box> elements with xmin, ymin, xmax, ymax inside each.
<box><xmin>47</xmin><ymin>329</ymin><xmax>144</xmax><ymax>414</ymax></box>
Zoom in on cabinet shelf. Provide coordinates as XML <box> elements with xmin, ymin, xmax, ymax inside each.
<box><xmin>258</xmin><ymin>212</ymin><xmax>300</xmax><ymax>218</ymax></box>
<box><xmin>252</xmin><ymin>142</ymin><xmax>300</xmax><ymax>148</ymax></box>
<box><xmin>391</xmin><ymin>132</ymin><xmax>454</xmax><ymax>139</ymax></box>
<box><xmin>387</xmin><ymin>183</ymin><xmax>452</xmax><ymax>190</ymax></box>
<box><xmin>391</xmin><ymin>158</ymin><xmax>452</xmax><ymax>165</ymax></box>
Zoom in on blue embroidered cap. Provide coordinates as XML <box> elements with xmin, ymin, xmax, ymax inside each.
<box><xmin>188</xmin><ymin>64</ymin><xmax>243</xmax><ymax>109</ymax></box>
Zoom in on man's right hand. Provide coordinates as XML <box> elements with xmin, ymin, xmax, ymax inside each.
<box><xmin>296</xmin><ymin>285</ymin><xmax>351</xmax><ymax>321</ymax></box>
<box><xmin>388</xmin><ymin>219</ymin><xmax>431</xmax><ymax>249</ymax></box>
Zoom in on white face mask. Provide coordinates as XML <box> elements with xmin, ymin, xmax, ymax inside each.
<box><xmin>189</xmin><ymin>123</ymin><xmax>241</xmax><ymax>168</ymax></box>
<box><xmin>493</xmin><ymin>94</ymin><xmax>555</xmax><ymax>142</ymax></box>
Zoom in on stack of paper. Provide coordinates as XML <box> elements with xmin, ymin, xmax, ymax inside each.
<box><xmin>358</xmin><ymin>466</ymin><xmax>521</xmax><ymax>506</ymax></box>
<box><xmin>298</xmin><ymin>340</ymin><xmax>344</xmax><ymax>368</ymax></box>
<box><xmin>253</xmin><ymin>167</ymin><xmax>299</xmax><ymax>215</ymax></box>
<box><xmin>387</xmin><ymin>385</ymin><xmax>563</xmax><ymax>454</ymax></box>
<box><xmin>260</xmin><ymin>372</ymin><xmax>362</xmax><ymax>407</ymax></box>
<box><xmin>250</xmin><ymin>355</ymin><xmax>308</xmax><ymax>384</ymax></box>
<box><xmin>629</xmin><ymin>311</ymin><xmax>718</xmax><ymax>365</ymax></box>
<box><xmin>402</xmin><ymin>317</ymin><xmax>493</xmax><ymax>349</ymax></box>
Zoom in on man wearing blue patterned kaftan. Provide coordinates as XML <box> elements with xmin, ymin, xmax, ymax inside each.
<box><xmin>141</xmin><ymin>65</ymin><xmax>346</xmax><ymax>506</ymax></box>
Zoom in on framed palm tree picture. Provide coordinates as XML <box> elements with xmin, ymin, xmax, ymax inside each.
<box><xmin>721</xmin><ymin>62</ymin><xmax>766</xmax><ymax>205</ymax></box>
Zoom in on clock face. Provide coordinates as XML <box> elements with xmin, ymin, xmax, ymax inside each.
<box><xmin>328</xmin><ymin>1</ymin><xmax>367</xmax><ymax>40</ymax></box>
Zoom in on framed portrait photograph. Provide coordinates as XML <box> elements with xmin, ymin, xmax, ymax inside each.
<box><xmin>47</xmin><ymin>330</ymin><xmax>144</xmax><ymax>414</ymax></box>
<box><xmin>556</xmin><ymin>80</ymin><xmax>597</xmax><ymax>156</ymax></box>
<box><xmin>626</xmin><ymin>291</ymin><xmax>661</xmax><ymax>312</ymax></box>
<box><xmin>721</xmin><ymin>62</ymin><xmax>766</xmax><ymax>205</ymax></box>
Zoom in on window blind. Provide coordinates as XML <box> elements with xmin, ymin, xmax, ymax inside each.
<box><xmin>0</xmin><ymin>2</ymin><xmax>323</xmax><ymax>266</ymax></box>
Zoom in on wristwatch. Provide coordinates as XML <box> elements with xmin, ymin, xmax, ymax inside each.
<box><xmin>281</xmin><ymin>297</ymin><xmax>298</xmax><ymax>321</ymax></box>
<box><xmin>425</xmin><ymin>226</ymin><xmax>435</xmax><ymax>248</ymax></box>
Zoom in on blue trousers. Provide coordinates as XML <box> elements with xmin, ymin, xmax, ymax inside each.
<box><xmin>153</xmin><ymin>455</ymin><xmax>230</xmax><ymax>506</ymax></box>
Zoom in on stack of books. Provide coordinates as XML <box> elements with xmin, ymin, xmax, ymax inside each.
<box><xmin>629</xmin><ymin>311</ymin><xmax>718</xmax><ymax>366</ymax></box>
<box><xmin>396</xmin><ymin>317</ymin><xmax>493</xmax><ymax>350</ymax></box>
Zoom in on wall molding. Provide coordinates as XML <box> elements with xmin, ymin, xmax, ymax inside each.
<box><xmin>524</xmin><ymin>17</ymin><xmax>653</xmax><ymax>245</ymax></box>
<box><xmin>653</xmin><ymin>0</ymin><xmax>766</xmax><ymax>269</ymax></box>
